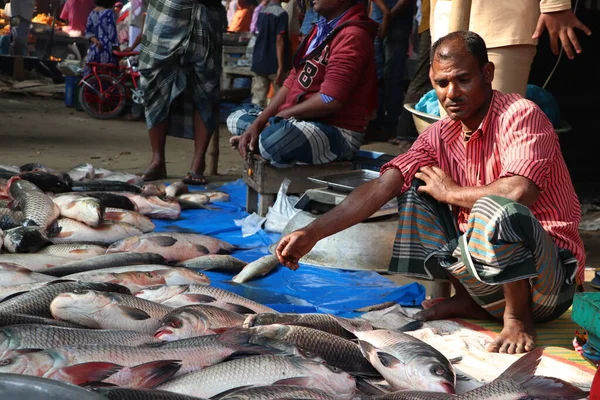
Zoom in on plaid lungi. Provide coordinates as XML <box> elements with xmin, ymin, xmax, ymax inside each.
<box><xmin>226</xmin><ymin>104</ymin><xmax>363</xmax><ymax>167</ymax></box>
<box><xmin>391</xmin><ymin>181</ymin><xmax>578</xmax><ymax>323</ymax></box>
<box><xmin>139</xmin><ymin>0</ymin><xmax>227</xmax><ymax>138</ymax></box>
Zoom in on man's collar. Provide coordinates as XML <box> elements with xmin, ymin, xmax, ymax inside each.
<box><xmin>439</xmin><ymin>90</ymin><xmax>498</xmax><ymax>143</ymax></box>
<box><xmin>319</xmin><ymin>8</ymin><xmax>350</xmax><ymax>25</ymax></box>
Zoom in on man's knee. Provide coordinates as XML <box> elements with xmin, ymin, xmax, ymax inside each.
<box><xmin>472</xmin><ymin>195</ymin><xmax>533</xmax><ymax>218</ymax></box>
<box><xmin>258</xmin><ymin>119</ymin><xmax>300</xmax><ymax>164</ymax></box>
<box><xmin>226</xmin><ymin>104</ymin><xmax>263</xmax><ymax>136</ymax></box>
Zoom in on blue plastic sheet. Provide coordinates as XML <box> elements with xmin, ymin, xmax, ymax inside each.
<box><xmin>152</xmin><ymin>180</ymin><xmax>425</xmax><ymax>318</ymax></box>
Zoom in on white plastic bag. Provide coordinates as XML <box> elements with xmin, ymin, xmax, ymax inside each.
<box><xmin>265</xmin><ymin>179</ymin><xmax>300</xmax><ymax>233</ymax></box>
<box><xmin>234</xmin><ymin>212</ymin><xmax>267</xmax><ymax>238</ymax></box>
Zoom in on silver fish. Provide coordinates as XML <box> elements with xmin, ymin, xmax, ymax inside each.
<box><xmin>105</xmin><ymin>208</ymin><xmax>156</xmax><ymax>233</ymax></box>
<box><xmin>156</xmin><ymin>354</ymin><xmax>357</xmax><ymax>398</ymax></box>
<box><xmin>0</xmin><ymin>312</ymin><xmax>82</xmax><ymax>328</ymax></box>
<box><xmin>0</xmin><ymin>207</ymin><xmax>24</xmax><ymax>230</ymax></box>
<box><xmin>374</xmin><ymin>348</ymin><xmax>589</xmax><ymax>400</ymax></box>
<box><xmin>199</xmin><ymin>191</ymin><xmax>231</xmax><ymax>203</ymax></box>
<box><xmin>165</xmin><ymin>182</ymin><xmax>189</xmax><ymax>198</ymax></box>
<box><xmin>67</xmin><ymin>164</ymin><xmax>95</xmax><ymax>182</ymax></box>
<box><xmin>36</xmin><ymin>243</ymin><xmax>107</xmax><ymax>260</ymax></box>
<box><xmin>107</xmin><ymin>233</ymin><xmax>236</xmax><ymax>262</ymax></box>
<box><xmin>50</xmin><ymin>218</ymin><xmax>143</xmax><ymax>245</ymax></box>
<box><xmin>232</xmin><ymin>255</ymin><xmax>281</xmax><ymax>284</ymax></box>
<box><xmin>0</xmin><ymin>253</ymin><xmax>74</xmax><ymax>271</ymax></box>
<box><xmin>0</xmin><ymin>281</ymin><xmax>56</xmax><ymax>301</ymax></box>
<box><xmin>331</xmin><ymin>316</ymin><xmax>456</xmax><ymax>393</ymax></box>
<box><xmin>101</xmin><ymin>172</ymin><xmax>144</xmax><ymax>187</ymax></box>
<box><xmin>92</xmin><ymin>388</ymin><xmax>201</xmax><ymax>400</ymax></box>
<box><xmin>243</xmin><ymin>313</ymin><xmax>364</xmax><ymax>340</ymax></box>
<box><xmin>9</xmin><ymin>179</ymin><xmax>60</xmax><ymax>234</ymax></box>
<box><xmin>155</xmin><ymin>304</ymin><xmax>246</xmax><ymax>340</ymax></box>
<box><xmin>43</xmin><ymin>253</ymin><xmax>167</xmax><ymax>277</ymax></box>
<box><xmin>0</xmin><ymin>281</ymin><xmax>130</xmax><ymax>317</ymax></box>
<box><xmin>122</xmin><ymin>194</ymin><xmax>181</xmax><ymax>220</ymax></box>
<box><xmin>134</xmin><ymin>284</ymin><xmax>277</xmax><ymax>314</ymax></box>
<box><xmin>238</xmin><ymin>324</ymin><xmax>379</xmax><ymax>376</ymax></box>
<box><xmin>0</xmin><ymin>325</ymin><xmax>161</xmax><ymax>359</ymax></box>
<box><xmin>52</xmin><ymin>195</ymin><xmax>104</xmax><ymax>227</ymax></box>
<box><xmin>142</xmin><ymin>183</ymin><xmax>167</xmax><ymax>197</ymax></box>
<box><xmin>0</xmin><ymin>263</ymin><xmax>55</xmax><ymax>286</ymax></box>
<box><xmin>177</xmin><ymin>193</ymin><xmax>210</xmax><ymax>209</ymax></box>
<box><xmin>219</xmin><ymin>385</ymin><xmax>339</xmax><ymax>400</ymax></box>
<box><xmin>50</xmin><ymin>289</ymin><xmax>172</xmax><ymax>333</ymax></box>
<box><xmin>176</xmin><ymin>254</ymin><xmax>247</xmax><ymax>273</ymax></box>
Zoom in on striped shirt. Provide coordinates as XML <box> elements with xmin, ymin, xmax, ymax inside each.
<box><xmin>382</xmin><ymin>91</ymin><xmax>586</xmax><ymax>281</ymax></box>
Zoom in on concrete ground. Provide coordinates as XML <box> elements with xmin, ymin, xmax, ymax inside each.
<box><xmin>1</xmin><ymin>94</ymin><xmax>598</xmax><ymax>290</ymax></box>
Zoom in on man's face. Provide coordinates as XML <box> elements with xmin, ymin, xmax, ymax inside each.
<box><xmin>430</xmin><ymin>46</ymin><xmax>493</xmax><ymax>122</ymax></box>
<box><xmin>313</xmin><ymin>0</ymin><xmax>338</xmax><ymax>18</ymax></box>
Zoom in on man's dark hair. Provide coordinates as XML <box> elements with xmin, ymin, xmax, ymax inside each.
<box><xmin>95</xmin><ymin>0</ymin><xmax>117</xmax><ymax>8</ymax></box>
<box><xmin>430</xmin><ymin>31</ymin><xmax>489</xmax><ymax>69</ymax></box>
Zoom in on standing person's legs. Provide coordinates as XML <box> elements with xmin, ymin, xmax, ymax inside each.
<box><xmin>487</xmin><ymin>45</ymin><xmax>536</xmax><ymax>96</ymax></box>
<box><xmin>142</xmin><ymin>120</ymin><xmax>169</xmax><ymax>180</ymax></box>
<box><xmin>382</xmin><ymin>21</ymin><xmax>412</xmax><ymax>136</ymax></box>
<box><xmin>184</xmin><ymin>108</ymin><xmax>212</xmax><ymax>185</ymax></box>
<box><xmin>251</xmin><ymin>74</ymin><xmax>273</xmax><ymax>107</ymax></box>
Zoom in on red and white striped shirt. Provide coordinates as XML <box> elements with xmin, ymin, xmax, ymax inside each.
<box><xmin>382</xmin><ymin>91</ymin><xmax>585</xmax><ymax>281</ymax></box>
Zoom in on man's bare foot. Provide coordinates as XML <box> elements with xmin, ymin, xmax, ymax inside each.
<box><xmin>414</xmin><ymin>293</ymin><xmax>491</xmax><ymax>321</ymax></box>
<box><xmin>422</xmin><ymin>298</ymin><xmax>446</xmax><ymax>310</ymax></box>
<box><xmin>485</xmin><ymin>314</ymin><xmax>536</xmax><ymax>354</ymax></box>
<box><xmin>140</xmin><ymin>162</ymin><xmax>166</xmax><ymax>182</ymax></box>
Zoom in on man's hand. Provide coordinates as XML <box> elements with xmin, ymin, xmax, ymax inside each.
<box><xmin>414</xmin><ymin>166</ymin><xmax>460</xmax><ymax>203</ymax></box>
<box><xmin>91</xmin><ymin>37</ymin><xmax>103</xmax><ymax>50</ymax></box>
<box><xmin>533</xmin><ymin>10</ymin><xmax>591</xmax><ymax>59</ymax></box>
<box><xmin>378</xmin><ymin>13</ymin><xmax>391</xmax><ymax>39</ymax></box>
<box><xmin>274</xmin><ymin>68</ymin><xmax>286</xmax><ymax>87</ymax></box>
<box><xmin>276</xmin><ymin>226</ymin><xmax>320</xmax><ymax>270</ymax></box>
<box><xmin>235</xmin><ymin>125</ymin><xmax>261</xmax><ymax>159</ymax></box>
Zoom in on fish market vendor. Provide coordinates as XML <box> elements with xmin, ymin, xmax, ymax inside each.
<box><xmin>276</xmin><ymin>31</ymin><xmax>585</xmax><ymax>355</ymax></box>
<box><xmin>227</xmin><ymin>0</ymin><xmax>378</xmax><ymax>167</ymax></box>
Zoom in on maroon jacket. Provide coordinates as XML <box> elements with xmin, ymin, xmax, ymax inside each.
<box><xmin>279</xmin><ymin>4</ymin><xmax>378</xmax><ymax>133</ymax></box>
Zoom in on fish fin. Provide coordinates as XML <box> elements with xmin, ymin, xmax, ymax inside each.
<box><xmin>0</xmin><ymin>291</ymin><xmax>29</xmax><ymax>302</ymax></box>
<box><xmin>357</xmin><ymin>340</ymin><xmax>382</xmax><ymax>363</ymax></box>
<box><xmin>329</xmin><ymin>315</ymin><xmax>373</xmax><ymax>335</ymax></box>
<box><xmin>376</xmin><ymin>351</ymin><xmax>402</xmax><ymax>368</ymax></box>
<box><xmin>396</xmin><ymin>320</ymin><xmax>423</xmax><ymax>333</ymax></box>
<box><xmin>218</xmin><ymin>328</ymin><xmax>300</xmax><ymax>357</ymax></box>
<box><xmin>55</xmin><ymin>230</ymin><xmax>74</xmax><ymax>238</ymax></box>
<box><xmin>354</xmin><ymin>301</ymin><xmax>398</xmax><ymax>313</ymax></box>
<box><xmin>222</xmin><ymin>303</ymin><xmax>256</xmax><ymax>315</ymax></box>
<box><xmin>355</xmin><ymin>377</ymin><xmax>389</xmax><ymax>395</ymax></box>
<box><xmin>117</xmin><ymin>305</ymin><xmax>152</xmax><ymax>320</ymax></box>
<box><xmin>147</xmin><ymin>236</ymin><xmax>178</xmax><ymax>247</ymax></box>
<box><xmin>126</xmin><ymin>360</ymin><xmax>182</xmax><ymax>388</ymax></box>
<box><xmin>273</xmin><ymin>377</ymin><xmax>314</xmax><ymax>386</ymax></box>
<box><xmin>85</xmin><ymin>382</ymin><xmax>120</xmax><ymax>388</ymax></box>
<box><xmin>495</xmin><ymin>347</ymin><xmax>544</xmax><ymax>383</ymax></box>
<box><xmin>69</xmin><ymin>249</ymin><xmax>93</xmax><ymax>254</ymax></box>
<box><xmin>195</xmin><ymin>244</ymin><xmax>209</xmax><ymax>254</ymax></box>
<box><xmin>50</xmin><ymin>362</ymin><xmax>123</xmax><ymax>385</ymax></box>
<box><xmin>211</xmin><ymin>386</ymin><xmax>254</xmax><ymax>400</ymax></box>
<box><xmin>456</xmin><ymin>374</ymin><xmax>470</xmax><ymax>381</ymax></box>
<box><xmin>11</xmin><ymin>348</ymin><xmax>44</xmax><ymax>355</ymax></box>
<box><xmin>521</xmin><ymin>376</ymin><xmax>589</xmax><ymax>400</ymax></box>
<box><xmin>179</xmin><ymin>294</ymin><xmax>218</xmax><ymax>303</ymax></box>
<box><xmin>449</xmin><ymin>356</ymin><xmax>463</xmax><ymax>364</ymax></box>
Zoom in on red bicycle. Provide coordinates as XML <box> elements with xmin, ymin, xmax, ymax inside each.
<box><xmin>78</xmin><ymin>50</ymin><xmax>144</xmax><ymax>120</ymax></box>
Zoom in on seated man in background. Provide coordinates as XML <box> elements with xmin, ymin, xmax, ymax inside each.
<box><xmin>276</xmin><ymin>31</ymin><xmax>585</xmax><ymax>354</ymax></box>
<box><xmin>227</xmin><ymin>0</ymin><xmax>378</xmax><ymax>167</ymax></box>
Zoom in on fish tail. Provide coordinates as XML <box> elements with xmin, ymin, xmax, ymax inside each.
<box><xmin>218</xmin><ymin>327</ymin><xmax>303</xmax><ymax>358</ymax></box>
<box><xmin>521</xmin><ymin>376</ymin><xmax>589</xmax><ymax>399</ymax></box>
<box><xmin>121</xmin><ymin>360</ymin><xmax>182</xmax><ymax>388</ymax></box>
<box><xmin>495</xmin><ymin>347</ymin><xmax>544</xmax><ymax>383</ymax></box>
<box><xmin>47</xmin><ymin>361</ymin><xmax>123</xmax><ymax>385</ymax></box>
<box><xmin>329</xmin><ymin>315</ymin><xmax>373</xmax><ymax>335</ymax></box>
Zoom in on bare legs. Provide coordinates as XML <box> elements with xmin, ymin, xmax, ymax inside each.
<box><xmin>141</xmin><ymin>108</ymin><xmax>212</xmax><ymax>183</ymax></box>
<box><xmin>414</xmin><ymin>274</ymin><xmax>536</xmax><ymax>354</ymax></box>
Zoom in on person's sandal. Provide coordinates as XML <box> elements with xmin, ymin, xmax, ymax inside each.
<box><xmin>182</xmin><ymin>172</ymin><xmax>207</xmax><ymax>186</ymax></box>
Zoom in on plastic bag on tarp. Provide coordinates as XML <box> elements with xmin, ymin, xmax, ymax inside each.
<box><xmin>265</xmin><ymin>179</ymin><xmax>300</xmax><ymax>233</ymax></box>
<box><xmin>234</xmin><ymin>212</ymin><xmax>267</xmax><ymax>237</ymax></box>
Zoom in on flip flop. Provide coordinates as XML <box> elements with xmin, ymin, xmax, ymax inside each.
<box><xmin>182</xmin><ymin>172</ymin><xmax>207</xmax><ymax>186</ymax></box>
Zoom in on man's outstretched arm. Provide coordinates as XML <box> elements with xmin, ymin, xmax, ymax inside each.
<box><xmin>276</xmin><ymin>168</ymin><xmax>405</xmax><ymax>269</ymax></box>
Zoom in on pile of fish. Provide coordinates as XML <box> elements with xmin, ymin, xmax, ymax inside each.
<box><xmin>0</xmin><ymin>163</ymin><xmax>589</xmax><ymax>400</ymax></box>
<box><xmin>0</xmin><ymin>163</ymin><xmax>231</xmax><ymax>254</ymax></box>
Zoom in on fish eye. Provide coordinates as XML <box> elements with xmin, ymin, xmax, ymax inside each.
<box><xmin>430</xmin><ymin>365</ymin><xmax>446</xmax><ymax>376</ymax></box>
<box><xmin>169</xmin><ymin>319</ymin><xmax>183</xmax><ymax>328</ymax></box>
<box><xmin>0</xmin><ymin>359</ymin><xmax>13</xmax><ymax>366</ymax></box>
<box><xmin>72</xmin><ymin>289</ymin><xmax>86</xmax><ymax>294</ymax></box>
<box><xmin>148</xmin><ymin>286</ymin><xmax>161</xmax><ymax>291</ymax></box>
<box><xmin>323</xmin><ymin>363</ymin><xmax>341</xmax><ymax>373</ymax></box>
<box><xmin>145</xmin><ymin>272</ymin><xmax>154</xmax><ymax>277</ymax></box>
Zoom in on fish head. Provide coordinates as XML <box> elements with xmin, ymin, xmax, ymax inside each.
<box><xmin>408</xmin><ymin>356</ymin><xmax>456</xmax><ymax>394</ymax></box>
<box><xmin>154</xmin><ymin>310</ymin><xmax>208</xmax><ymax>341</ymax></box>
<box><xmin>298</xmin><ymin>358</ymin><xmax>357</xmax><ymax>396</ymax></box>
<box><xmin>249</xmin><ymin>324</ymin><xmax>291</xmax><ymax>340</ymax></box>
<box><xmin>0</xmin><ymin>329</ymin><xmax>17</xmax><ymax>359</ymax></box>
<box><xmin>133</xmin><ymin>284</ymin><xmax>188</xmax><ymax>303</ymax></box>
<box><xmin>243</xmin><ymin>313</ymin><xmax>294</xmax><ymax>328</ymax></box>
<box><xmin>0</xmin><ymin>350</ymin><xmax>58</xmax><ymax>376</ymax></box>
<box><xmin>75</xmin><ymin>198</ymin><xmax>104</xmax><ymax>223</ymax></box>
<box><xmin>162</xmin><ymin>268</ymin><xmax>210</xmax><ymax>286</ymax></box>
<box><xmin>50</xmin><ymin>289</ymin><xmax>116</xmax><ymax>327</ymax></box>
<box><xmin>113</xmin><ymin>271</ymin><xmax>167</xmax><ymax>291</ymax></box>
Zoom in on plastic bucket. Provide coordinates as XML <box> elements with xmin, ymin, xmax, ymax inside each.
<box><xmin>64</xmin><ymin>75</ymin><xmax>80</xmax><ymax>107</ymax></box>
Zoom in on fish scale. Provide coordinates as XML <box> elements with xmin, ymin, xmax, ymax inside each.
<box><xmin>0</xmin><ymin>208</ymin><xmax>23</xmax><ymax>230</ymax></box>
<box><xmin>219</xmin><ymin>385</ymin><xmax>339</xmax><ymax>400</ymax></box>
<box><xmin>243</xmin><ymin>313</ymin><xmax>360</xmax><ymax>339</ymax></box>
<box><xmin>37</xmin><ymin>243</ymin><xmax>107</xmax><ymax>259</ymax></box>
<box><xmin>93</xmin><ymin>387</ymin><xmax>201</xmax><ymax>400</ymax></box>
<box><xmin>156</xmin><ymin>354</ymin><xmax>356</xmax><ymax>398</ymax></box>
<box><xmin>9</xmin><ymin>180</ymin><xmax>60</xmax><ymax>232</ymax></box>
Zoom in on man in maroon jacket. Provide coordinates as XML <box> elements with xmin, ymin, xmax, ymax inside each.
<box><xmin>227</xmin><ymin>0</ymin><xmax>378</xmax><ymax>167</ymax></box>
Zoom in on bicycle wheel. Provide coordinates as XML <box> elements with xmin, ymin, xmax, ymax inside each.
<box><xmin>79</xmin><ymin>74</ymin><xmax>127</xmax><ymax>120</ymax></box>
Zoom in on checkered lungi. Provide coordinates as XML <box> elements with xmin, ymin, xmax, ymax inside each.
<box><xmin>226</xmin><ymin>104</ymin><xmax>363</xmax><ymax>167</ymax></box>
<box><xmin>391</xmin><ymin>180</ymin><xmax>578</xmax><ymax>323</ymax></box>
<box><xmin>139</xmin><ymin>0</ymin><xmax>227</xmax><ymax>138</ymax></box>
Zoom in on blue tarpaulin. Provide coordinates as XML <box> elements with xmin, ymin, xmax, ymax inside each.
<box><xmin>152</xmin><ymin>180</ymin><xmax>425</xmax><ymax>318</ymax></box>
